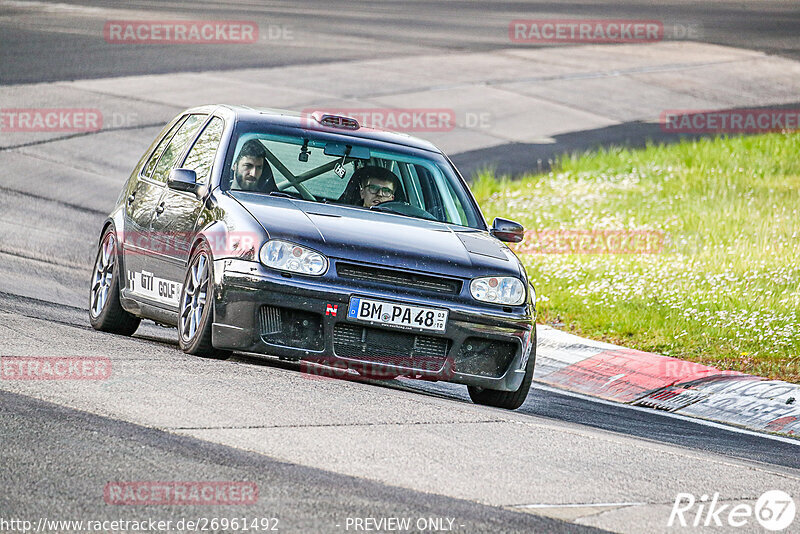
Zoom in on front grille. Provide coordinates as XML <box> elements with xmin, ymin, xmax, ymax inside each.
<box><xmin>259</xmin><ymin>305</ymin><xmax>323</xmax><ymax>351</ymax></box>
<box><xmin>333</xmin><ymin>323</ymin><xmax>449</xmax><ymax>372</ymax></box>
<box><xmin>336</xmin><ymin>262</ymin><xmax>461</xmax><ymax>295</ymax></box>
<box><xmin>454</xmin><ymin>337</ymin><xmax>517</xmax><ymax>378</ymax></box>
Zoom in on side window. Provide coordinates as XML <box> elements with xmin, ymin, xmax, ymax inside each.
<box><xmin>142</xmin><ymin>116</ymin><xmax>187</xmax><ymax>178</ymax></box>
<box><xmin>151</xmin><ymin>114</ymin><xmax>206</xmax><ymax>183</ymax></box>
<box><xmin>182</xmin><ymin>117</ymin><xmax>224</xmax><ymax>185</ymax></box>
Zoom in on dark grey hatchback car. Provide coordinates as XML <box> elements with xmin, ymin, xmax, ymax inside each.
<box><xmin>90</xmin><ymin>105</ymin><xmax>537</xmax><ymax>409</ymax></box>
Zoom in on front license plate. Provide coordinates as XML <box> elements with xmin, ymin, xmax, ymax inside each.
<box><xmin>347</xmin><ymin>297</ymin><xmax>448</xmax><ymax>332</ymax></box>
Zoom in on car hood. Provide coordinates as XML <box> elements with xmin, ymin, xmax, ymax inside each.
<box><xmin>231</xmin><ymin>192</ymin><xmax>523</xmax><ymax>279</ymax></box>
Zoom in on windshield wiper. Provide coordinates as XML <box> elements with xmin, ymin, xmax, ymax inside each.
<box><xmin>268</xmin><ymin>191</ymin><xmax>297</xmax><ymax>198</ymax></box>
<box><xmin>369</xmin><ymin>203</ymin><xmax>438</xmax><ymax>221</ymax></box>
<box><xmin>368</xmin><ymin>204</ymin><xmax>415</xmax><ymax>218</ymax></box>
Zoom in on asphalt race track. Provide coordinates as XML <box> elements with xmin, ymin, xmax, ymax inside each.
<box><xmin>2</xmin><ymin>0</ymin><xmax>800</xmax><ymax>85</ymax></box>
<box><xmin>1</xmin><ymin>1</ymin><xmax>799</xmax><ymax>533</ymax></box>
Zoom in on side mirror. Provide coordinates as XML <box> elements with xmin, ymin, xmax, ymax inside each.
<box><xmin>490</xmin><ymin>217</ymin><xmax>525</xmax><ymax>243</ymax></box>
<box><xmin>167</xmin><ymin>168</ymin><xmax>200</xmax><ymax>196</ymax></box>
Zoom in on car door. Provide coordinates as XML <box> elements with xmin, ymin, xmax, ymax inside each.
<box><xmin>148</xmin><ymin>116</ymin><xmax>225</xmax><ymax>291</ymax></box>
<box><xmin>121</xmin><ymin>115</ymin><xmax>188</xmax><ymax>288</ymax></box>
<box><xmin>125</xmin><ymin>113</ymin><xmax>207</xmax><ymax>309</ymax></box>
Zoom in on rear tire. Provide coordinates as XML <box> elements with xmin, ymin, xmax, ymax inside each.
<box><xmin>468</xmin><ymin>334</ymin><xmax>536</xmax><ymax>410</ymax></box>
<box><xmin>178</xmin><ymin>242</ymin><xmax>231</xmax><ymax>360</ymax></box>
<box><xmin>89</xmin><ymin>227</ymin><xmax>141</xmax><ymax>336</ymax></box>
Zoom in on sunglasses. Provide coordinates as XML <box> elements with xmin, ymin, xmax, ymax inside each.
<box><xmin>364</xmin><ymin>184</ymin><xmax>395</xmax><ymax>197</ymax></box>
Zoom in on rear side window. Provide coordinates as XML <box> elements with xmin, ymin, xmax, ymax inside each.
<box><xmin>182</xmin><ymin>117</ymin><xmax>224</xmax><ymax>185</ymax></box>
<box><xmin>151</xmin><ymin>114</ymin><xmax>207</xmax><ymax>183</ymax></box>
<box><xmin>142</xmin><ymin>116</ymin><xmax>187</xmax><ymax>179</ymax></box>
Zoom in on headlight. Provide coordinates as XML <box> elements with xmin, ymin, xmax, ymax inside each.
<box><xmin>259</xmin><ymin>240</ymin><xmax>328</xmax><ymax>276</ymax></box>
<box><xmin>470</xmin><ymin>276</ymin><xmax>525</xmax><ymax>305</ymax></box>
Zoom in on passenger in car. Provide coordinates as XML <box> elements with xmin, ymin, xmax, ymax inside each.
<box><xmin>231</xmin><ymin>139</ymin><xmax>275</xmax><ymax>192</ymax></box>
<box><xmin>356</xmin><ymin>165</ymin><xmax>400</xmax><ymax>207</ymax></box>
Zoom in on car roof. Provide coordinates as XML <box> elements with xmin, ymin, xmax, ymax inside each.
<box><xmin>186</xmin><ymin>104</ymin><xmax>442</xmax><ymax>154</ymax></box>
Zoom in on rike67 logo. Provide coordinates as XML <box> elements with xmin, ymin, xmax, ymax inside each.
<box><xmin>669</xmin><ymin>490</ymin><xmax>795</xmax><ymax>531</ymax></box>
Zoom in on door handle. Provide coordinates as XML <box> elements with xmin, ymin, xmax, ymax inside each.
<box><xmin>155</xmin><ymin>202</ymin><xmax>165</xmax><ymax>215</ymax></box>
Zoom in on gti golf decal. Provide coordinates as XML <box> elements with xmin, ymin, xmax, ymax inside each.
<box><xmin>127</xmin><ymin>270</ymin><xmax>182</xmax><ymax>306</ymax></box>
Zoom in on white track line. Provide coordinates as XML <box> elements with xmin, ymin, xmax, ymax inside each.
<box><xmin>513</xmin><ymin>502</ymin><xmax>646</xmax><ymax>509</ymax></box>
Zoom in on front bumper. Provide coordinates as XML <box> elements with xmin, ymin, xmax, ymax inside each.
<box><xmin>211</xmin><ymin>259</ymin><xmax>536</xmax><ymax>391</ymax></box>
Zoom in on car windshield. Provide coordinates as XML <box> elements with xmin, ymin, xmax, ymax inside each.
<box><xmin>225</xmin><ymin>132</ymin><xmax>484</xmax><ymax>229</ymax></box>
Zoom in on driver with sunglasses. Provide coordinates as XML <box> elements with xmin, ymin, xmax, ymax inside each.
<box><xmin>356</xmin><ymin>165</ymin><xmax>400</xmax><ymax>207</ymax></box>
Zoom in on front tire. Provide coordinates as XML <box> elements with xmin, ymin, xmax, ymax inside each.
<box><xmin>178</xmin><ymin>243</ymin><xmax>230</xmax><ymax>359</ymax></box>
<box><xmin>468</xmin><ymin>335</ymin><xmax>536</xmax><ymax>410</ymax></box>
<box><xmin>89</xmin><ymin>227</ymin><xmax>141</xmax><ymax>336</ymax></box>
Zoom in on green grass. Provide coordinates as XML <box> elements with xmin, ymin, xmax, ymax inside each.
<box><xmin>476</xmin><ymin>133</ymin><xmax>800</xmax><ymax>382</ymax></box>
